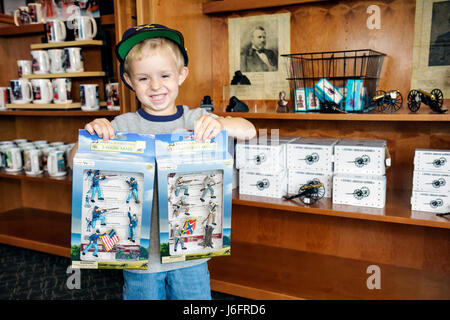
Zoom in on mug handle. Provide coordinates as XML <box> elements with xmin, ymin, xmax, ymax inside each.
<box><xmin>89</xmin><ymin>17</ymin><xmax>97</xmax><ymax>39</ymax></box>
<box><xmin>58</xmin><ymin>20</ymin><xmax>67</xmax><ymax>41</ymax></box>
<box><xmin>25</xmin><ymin>81</ymin><xmax>33</xmax><ymax>102</ymax></box>
<box><xmin>43</xmin><ymin>51</ymin><xmax>50</xmax><ymax>73</ymax></box>
<box><xmin>47</xmin><ymin>81</ymin><xmax>54</xmax><ymax>103</ymax></box>
<box><xmin>13</xmin><ymin>10</ymin><xmax>21</xmax><ymax>26</ymax></box>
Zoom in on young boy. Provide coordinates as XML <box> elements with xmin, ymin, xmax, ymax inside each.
<box><xmin>76</xmin><ymin>24</ymin><xmax>256</xmax><ymax>300</ymax></box>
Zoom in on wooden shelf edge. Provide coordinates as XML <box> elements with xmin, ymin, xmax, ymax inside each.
<box><xmin>211</xmin><ymin>279</ymin><xmax>303</xmax><ymax>300</ymax></box>
<box><xmin>23</xmin><ymin>71</ymin><xmax>106</xmax><ymax>79</ymax></box>
<box><xmin>0</xmin><ymin>23</ymin><xmax>45</xmax><ymax>37</ymax></box>
<box><xmin>0</xmin><ymin>234</ymin><xmax>70</xmax><ymax>258</ymax></box>
<box><xmin>30</xmin><ymin>40</ymin><xmax>104</xmax><ymax>49</ymax></box>
<box><xmin>0</xmin><ymin>109</ymin><xmax>120</xmax><ymax>116</ymax></box>
<box><xmin>0</xmin><ymin>169</ymin><xmax>72</xmax><ymax>184</ymax></box>
<box><xmin>202</xmin><ymin>0</ymin><xmax>329</xmax><ymax>14</ymax></box>
<box><xmin>233</xmin><ymin>189</ymin><xmax>450</xmax><ymax>230</ymax></box>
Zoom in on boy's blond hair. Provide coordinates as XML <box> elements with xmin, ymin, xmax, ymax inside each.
<box><xmin>124</xmin><ymin>38</ymin><xmax>185</xmax><ymax>75</ymax></box>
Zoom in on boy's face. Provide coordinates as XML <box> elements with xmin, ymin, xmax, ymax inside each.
<box><xmin>124</xmin><ymin>46</ymin><xmax>188</xmax><ymax>116</ymax></box>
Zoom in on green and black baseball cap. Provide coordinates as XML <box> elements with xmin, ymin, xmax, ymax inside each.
<box><xmin>115</xmin><ymin>24</ymin><xmax>188</xmax><ymax>90</ymax></box>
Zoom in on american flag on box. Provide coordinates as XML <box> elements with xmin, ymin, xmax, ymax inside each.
<box><xmin>100</xmin><ymin>229</ymin><xmax>120</xmax><ymax>251</ymax></box>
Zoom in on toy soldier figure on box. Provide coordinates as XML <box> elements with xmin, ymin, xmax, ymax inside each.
<box><xmin>174</xmin><ymin>176</ymin><xmax>190</xmax><ymax>197</ymax></box>
<box><xmin>172</xmin><ymin>196</ymin><xmax>190</xmax><ymax>217</ymax></box>
<box><xmin>87</xmin><ymin>170</ymin><xmax>116</xmax><ymax>202</ymax></box>
<box><xmin>86</xmin><ymin>206</ymin><xmax>118</xmax><ymax>232</ymax></box>
<box><xmin>82</xmin><ymin>229</ymin><xmax>106</xmax><ymax>258</ymax></box>
<box><xmin>128</xmin><ymin>207</ymin><xmax>138</xmax><ymax>243</ymax></box>
<box><xmin>125</xmin><ymin>176</ymin><xmax>140</xmax><ymax>204</ymax></box>
<box><xmin>203</xmin><ymin>201</ymin><xmax>217</xmax><ymax>226</ymax></box>
<box><xmin>172</xmin><ymin>224</ymin><xmax>187</xmax><ymax>252</ymax></box>
<box><xmin>200</xmin><ymin>174</ymin><xmax>217</xmax><ymax>202</ymax></box>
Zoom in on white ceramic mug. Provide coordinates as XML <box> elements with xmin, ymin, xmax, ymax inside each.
<box><xmin>106</xmin><ymin>82</ymin><xmax>120</xmax><ymax>110</ymax></box>
<box><xmin>31</xmin><ymin>79</ymin><xmax>53</xmax><ymax>104</ymax></box>
<box><xmin>80</xmin><ymin>84</ymin><xmax>99</xmax><ymax>111</ymax></box>
<box><xmin>0</xmin><ymin>87</ymin><xmax>11</xmax><ymax>110</ymax></box>
<box><xmin>72</xmin><ymin>16</ymin><xmax>97</xmax><ymax>40</ymax></box>
<box><xmin>52</xmin><ymin>78</ymin><xmax>72</xmax><ymax>104</ymax></box>
<box><xmin>64</xmin><ymin>47</ymin><xmax>84</xmax><ymax>72</ymax></box>
<box><xmin>17</xmin><ymin>60</ymin><xmax>32</xmax><ymax>78</ymax></box>
<box><xmin>14</xmin><ymin>6</ymin><xmax>31</xmax><ymax>26</ymax></box>
<box><xmin>31</xmin><ymin>50</ymin><xmax>50</xmax><ymax>74</ymax></box>
<box><xmin>28</xmin><ymin>3</ymin><xmax>43</xmax><ymax>24</ymax></box>
<box><xmin>24</xmin><ymin>148</ymin><xmax>43</xmax><ymax>176</ymax></box>
<box><xmin>2</xmin><ymin>146</ymin><xmax>22</xmax><ymax>172</ymax></box>
<box><xmin>48</xmin><ymin>49</ymin><xmax>66</xmax><ymax>74</ymax></box>
<box><xmin>10</xmin><ymin>79</ymin><xmax>33</xmax><ymax>104</ymax></box>
<box><xmin>46</xmin><ymin>18</ymin><xmax>67</xmax><ymax>42</ymax></box>
<box><xmin>47</xmin><ymin>149</ymin><xmax>67</xmax><ymax>177</ymax></box>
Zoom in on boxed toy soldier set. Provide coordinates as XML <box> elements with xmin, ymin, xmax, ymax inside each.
<box><xmin>155</xmin><ymin>130</ymin><xmax>233</xmax><ymax>263</ymax></box>
<box><xmin>71</xmin><ymin>130</ymin><xmax>155</xmax><ymax>269</ymax></box>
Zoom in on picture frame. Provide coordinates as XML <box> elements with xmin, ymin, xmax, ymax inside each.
<box><xmin>411</xmin><ymin>0</ymin><xmax>450</xmax><ymax>97</ymax></box>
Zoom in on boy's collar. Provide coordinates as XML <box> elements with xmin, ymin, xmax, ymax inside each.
<box><xmin>137</xmin><ymin>105</ymin><xmax>183</xmax><ymax>122</ymax></box>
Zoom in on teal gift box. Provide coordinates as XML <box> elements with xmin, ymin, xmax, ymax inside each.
<box><xmin>314</xmin><ymin>78</ymin><xmax>343</xmax><ymax>105</ymax></box>
<box><xmin>345</xmin><ymin>79</ymin><xmax>364</xmax><ymax>111</ymax></box>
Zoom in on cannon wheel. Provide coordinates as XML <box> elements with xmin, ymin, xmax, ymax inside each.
<box><xmin>430</xmin><ymin>88</ymin><xmax>444</xmax><ymax>111</ymax></box>
<box><xmin>369</xmin><ymin>90</ymin><xmax>386</xmax><ymax>113</ymax></box>
<box><xmin>385</xmin><ymin>90</ymin><xmax>403</xmax><ymax>113</ymax></box>
<box><xmin>407</xmin><ymin>90</ymin><xmax>421</xmax><ymax>113</ymax></box>
<box><xmin>298</xmin><ymin>184</ymin><xmax>325</xmax><ymax>205</ymax></box>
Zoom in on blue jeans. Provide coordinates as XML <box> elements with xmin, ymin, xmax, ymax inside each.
<box><xmin>122</xmin><ymin>262</ymin><xmax>211</xmax><ymax>300</ymax></box>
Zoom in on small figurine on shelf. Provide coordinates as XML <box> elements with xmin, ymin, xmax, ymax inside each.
<box><xmin>276</xmin><ymin>91</ymin><xmax>289</xmax><ymax>113</ymax></box>
<box><xmin>200</xmin><ymin>174</ymin><xmax>217</xmax><ymax>202</ymax></box>
<box><xmin>172</xmin><ymin>196</ymin><xmax>190</xmax><ymax>218</ymax></box>
<box><xmin>200</xmin><ymin>95</ymin><xmax>214</xmax><ymax>112</ymax></box>
<box><xmin>82</xmin><ymin>229</ymin><xmax>106</xmax><ymax>258</ymax></box>
<box><xmin>125</xmin><ymin>176</ymin><xmax>140</xmax><ymax>204</ymax></box>
<box><xmin>86</xmin><ymin>170</ymin><xmax>116</xmax><ymax>202</ymax></box>
<box><xmin>226</xmin><ymin>96</ymin><xmax>249</xmax><ymax>112</ymax></box>
<box><xmin>127</xmin><ymin>207</ymin><xmax>138</xmax><ymax>243</ymax></box>
<box><xmin>172</xmin><ymin>224</ymin><xmax>187</xmax><ymax>252</ymax></box>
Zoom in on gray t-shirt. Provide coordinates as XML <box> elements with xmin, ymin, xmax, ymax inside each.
<box><xmin>111</xmin><ymin>105</ymin><xmax>218</xmax><ymax>273</ymax></box>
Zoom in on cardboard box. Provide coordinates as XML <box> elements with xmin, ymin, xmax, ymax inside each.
<box><xmin>235</xmin><ymin>136</ymin><xmax>297</xmax><ymax>170</ymax></box>
<box><xmin>412</xmin><ymin>171</ymin><xmax>450</xmax><ymax>194</ymax></box>
<box><xmin>411</xmin><ymin>191</ymin><xmax>450</xmax><ymax>213</ymax></box>
<box><xmin>71</xmin><ymin>130</ymin><xmax>155</xmax><ymax>269</ymax></box>
<box><xmin>286</xmin><ymin>137</ymin><xmax>338</xmax><ymax>172</ymax></box>
<box><xmin>314</xmin><ymin>78</ymin><xmax>343</xmax><ymax>105</ymax></box>
<box><xmin>288</xmin><ymin>169</ymin><xmax>333</xmax><ymax>198</ymax></box>
<box><xmin>414</xmin><ymin>149</ymin><xmax>450</xmax><ymax>173</ymax></box>
<box><xmin>344</xmin><ymin>79</ymin><xmax>363</xmax><ymax>111</ymax></box>
<box><xmin>239</xmin><ymin>167</ymin><xmax>288</xmax><ymax>198</ymax></box>
<box><xmin>294</xmin><ymin>88</ymin><xmax>307</xmax><ymax>112</ymax></box>
<box><xmin>155</xmin><ymin>131</ymin><xmax>233</xmax><ymax>264</ymax></box>
<box><xmin>333</xmin><ymin>174</ymin><xmax>386</xmax><ymax>208</ymax></box>
<box><xmin>334</xmin><ymin>139</ymin><xmax>389</xmax><ymax>176</ymax></box>
<box><xmin>306</xmin><ymin>88</ymin><xmax>321</xmax><ymax>111</ymax></box>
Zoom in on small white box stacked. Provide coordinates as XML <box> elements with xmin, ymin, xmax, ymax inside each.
<box><xmin>286</xmin><ymin>137</ymin><xmax>338</xmax><ymax>198</ymax></box>
<box><xmin>332</xmin><ymin>139</ymin><xmax>389</xmax><ymax>208</ymax></box>
<box><xmin>236</xmin><ymin>136</ymin><xmax>295</xmax><ymax>198</ymax></box>
<box><xmin>411</xmin><ymin>149</ymin><xmax>450</xmax><ymax>213</ymax></box>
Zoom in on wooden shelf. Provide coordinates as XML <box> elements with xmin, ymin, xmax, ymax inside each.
<box><xmin>30</xmin><ymin>40</ymin><xmax>104</xmax><ymax>50</ymax></box>
<box><xmin>232</xmin><ymin>189</ymin><xmax>450</xmax><ymax>229</ymax></box>
<box><xmin>6</xmin><ymin>102</ymin><xmax>82</xmax><ymax>110</ymax></box>
<box><xmin>0</xmin><ymin>207</ymin><xmax>71</xmax><ymax>257</ymax></box>
<box><xmin>202</xmin><ymin>0</ymin><xmax>330</xmax><ymax>14</ymax></box>
<box><xmin>209</xmin><ymin>241</ymin><xmax>450</xmax><ymax>299</ymax></box>
<box><xmin>0</xmin><ymin>109</ymin><xmax>119</xmax><ymax>116</ymax></box>
<box><xmin>214</xmin><ymin>109</ymin><xmax>450</xmax><ymax>122</ymax></box>
<box><xmin>22</xmin><ymin>71</ymin><xmax>106</xmax><ymax>79</ymax></box>
<box><xmin>0</xmin><ymin>169</ymin><xmax>72</xmax><ymax>185</ymax></box>
<box><xmin>0</xmin><ymin>23</ymin><xmax>45</xmax><ymax>37</ymax></box>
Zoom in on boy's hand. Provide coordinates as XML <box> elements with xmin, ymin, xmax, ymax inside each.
<box><xmin>84</xmin><ymin>118</ymin><xmax>115</xmax><ymax>141</ymax></box>
<box><xmin>194</xmin><ymin>115</ymin><xmax>224</xmax><ymax>142</ymax></box>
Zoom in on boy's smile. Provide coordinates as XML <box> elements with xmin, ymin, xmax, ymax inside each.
<box><xmin>124</xmin><ymin>46</ymin><xmax>188</xmax><ymax>116</ymax></box>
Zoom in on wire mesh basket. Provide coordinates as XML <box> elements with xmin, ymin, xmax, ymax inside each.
<box><xmin>281</xmin><ymin>49</ymin><xmax>386</xmax><ymax>113</ymax></box>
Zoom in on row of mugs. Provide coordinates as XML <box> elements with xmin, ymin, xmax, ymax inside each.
<box><xmin>13</xmin><ymin>3</ymin><xmax>43</xmax><ymax>26</ymax></box>
<box><xmin>0</xmin><ymin>139</ymin><xmax>75</xmax><ymax>177</ymax></box>
<box><xmin>20</xmin><ymin>48</ymin><xmax>84</xmax><ymax>76</ymax></box>
<box><xmin>46</xmin><ymin>16</ymin><xmax>97</xmax><ymax>42</ymax></box>
<box><xmin>0</xmin><ymin>81</ymin><xmax>120</xmax><ymax>111</ymax></box>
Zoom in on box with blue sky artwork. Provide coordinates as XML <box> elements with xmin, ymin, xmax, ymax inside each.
<box><xmin>71</xmin><ymin>130</ymin><xmax>155</xmax><ymax>269</ymax></box>
<box><xmin>155</xmin><ymin>130</ymin><xmax>233</xmax><ymax>264</ymax></box>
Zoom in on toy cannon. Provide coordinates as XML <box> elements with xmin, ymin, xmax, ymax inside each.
<box><xmin>283</xmin><ymin>179</ymin><xmax>325</xmax><ymax>205</ymax></box>
<box><xmin>407</xmin><ymin>89</ymin><xmax>447</xmax><ymax>113</ymax></box>
<box><xmin>369</xmin><ymin>90</ymin><xmax>403</xmax><ymax>113</ymax></box>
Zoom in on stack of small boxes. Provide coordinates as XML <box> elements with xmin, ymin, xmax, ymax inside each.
<box><xmin>411</xmin><ymin>149</ymin><xmax>450</xmax><ymax>214</ymax></box>
<box><xmin>236</xmin><ymin>136</ymin><xmax>295</xmax><ymax>198</ymax></box>
<box><xmin>332</xmin><ymin>139</ymin><xmax>389</xmax><ymax>208</ymax></box>
<box><xmin>286</xmin><ymin>137</ymin><xmax>338</xmax><ymax>199</ymax></box>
